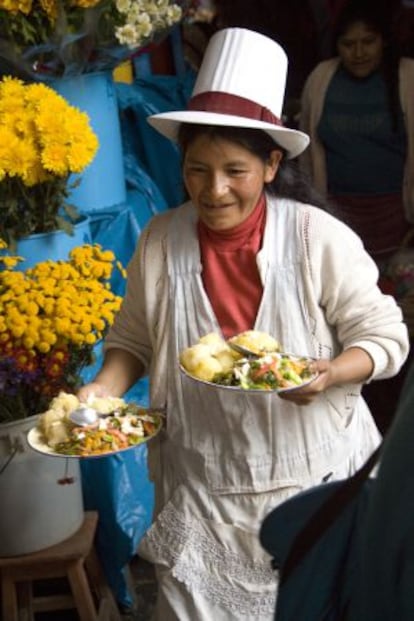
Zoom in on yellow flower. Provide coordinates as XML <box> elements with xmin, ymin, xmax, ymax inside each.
<box><xmin>0</xmin><ymin>77</ymin><xmax>99</xmax><ymax>246</ymax></box>
<box><xmin>100</xmin><ymin>250</ymin><xmax>115</xmax><ymax>261</ymax></box>
<box><xmin>71</xmin><ymin>0</ymin><xmax>100</xmax><ymax>7</ymax></box>
<box><xmin>0</xmin><ymin>242</ymin><xmax>126</xmax><ymax>421</ymax></box>
<box><xmin>116</xmin><ymin>261</ymin><xmax>127</xmax><ymax>278</ymax></box>
<box><xmin>93</xmin><ymin>318</ymin><xmax>106</xmax><ymax>331</ymax></box>
<box><xmin>53</xmin><ymin>350</ymin><xmax>66</xmax><ymax>361</ymax></box>
<box><xmin>39</xmin><ymin>0</ymin><xmax>57</xmax><ymax>21</ymax></box>
<box><xmin>10</xmin><ymin>323</ymin><xmax>26</xmax><ymax>339</ymax></box>
<box><xmin>38</xmin><ymin>341</ymin><xmax>51</xmax><ymax>353</ymax></box>
<box><xmin>0</xmin><ymin>255</ymin><xmax>23</xmax><ymax>269</ymax></box>
<box><xmin>26</xmin><ymin>300</ymin><xmax>39</xmax><ymax>315</ymax></box>
<box><xmin>22</xmin><ymin>335</ymin><xmax>36</xmax><ymax>349</ymax></box>
<box><xmin>0</xmin><ymin>0</ymin><xmax>33</xmax><ymax>14</ymax></box>
<box><xmin>40</xmin><ymin>329</ymin><xmax>57</xmax><ymax>345</ymax></box>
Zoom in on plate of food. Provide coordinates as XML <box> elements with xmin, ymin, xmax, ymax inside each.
<box><xmin>179</xmin><ymin>331</ymin><xmax>317</xmax><ymax>393</ymax></box>
<box><xmin>27</xmin><ymin>392</ymin><xmax>164</xmax><ymax>458</ymax></box>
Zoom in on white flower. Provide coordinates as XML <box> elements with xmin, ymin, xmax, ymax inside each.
<box><xmin>166</xmin><ymin>5</ymin><xmax>182</xmax><ymax>23</ymax></box>
<box><xmin>115</xmin><ymin>0</ymin><xmax>182</xmax><ymax>48</ymax></box>
<box><xmin>116</xmin><ymin>24</ymin><xmax>141</xmax><ymax>47</ymax></box>
<box><xmin>134</xmin><ymin>16</ymin><xmax>154</xmax><ymax>38</ymax></box>
<box><xmin>116</xmin><ymin>0</ymin><xmax>131</xmax><ymax>13</ymax></box>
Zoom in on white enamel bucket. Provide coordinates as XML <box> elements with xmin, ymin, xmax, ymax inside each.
<box><xmin>0</xmin><ymin>415</ymin><xmax>84</xmax><ymax>557</ymax></box>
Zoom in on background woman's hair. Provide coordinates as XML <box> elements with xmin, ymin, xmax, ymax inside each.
<box><xmin>178</xmin><ymin>123</ymin><xmax>334</xmax><ymax>212</ymax></box>
<box><xmin>331</xmin><ymin>0</ymin><xmax>402</xmax><ymax>131</ymax></box>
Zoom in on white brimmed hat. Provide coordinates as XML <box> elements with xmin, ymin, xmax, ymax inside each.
<box><xmin>148</xmin><ymin>27</ymin><xmax>310</xmax><ymax>159</ymax></box>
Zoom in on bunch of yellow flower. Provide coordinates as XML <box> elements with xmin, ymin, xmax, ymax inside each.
<box><xmin>0</xmin><ymin>241</ymin><xmax>125</xmax><ymax>422</ymax></box>
<box><xmin>0</xmin><ymin>76</ymin><xmax>99</xmax><ymax>247</ymax></box>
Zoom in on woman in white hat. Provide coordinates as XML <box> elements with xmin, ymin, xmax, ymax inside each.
<box><xmin>79</xmin><ymin>28</ymin><xmax>408</xmax><ymax>620</ymax></box>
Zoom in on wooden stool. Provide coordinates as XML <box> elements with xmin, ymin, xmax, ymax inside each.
<box><xmin>0</xmin><ymin>511</ymin><xmax>122</xmax><ymax>621</ymax></box>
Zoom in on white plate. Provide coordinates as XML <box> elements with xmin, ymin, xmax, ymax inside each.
<box><xmin>27</xmin><ymin>410</ymin><xmax>164</xmax><ymax>459</ymax></box>
<box><xmin>179</xmin><ymin>353</ymin><xmax>318</xmax><ymax>394</ymax></box>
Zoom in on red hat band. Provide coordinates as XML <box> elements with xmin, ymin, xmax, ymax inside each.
<box><xmin>188</xmin><ymin>92</ymin><xmax>283</xmax><ymax>126</ymax></box>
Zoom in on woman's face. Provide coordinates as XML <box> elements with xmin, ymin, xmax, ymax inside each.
<box><xmin>337</xmin><ymin>21</ymin><xmax>384</xmax><ymax>79</ymax></box>
<box><xmin>182</xmin><ymin>134</ymin><xmax>281</xmax><ymax>231</ymax></box>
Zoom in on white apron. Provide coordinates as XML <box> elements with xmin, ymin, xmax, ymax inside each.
<box><xmin>139</xmin><ymin>200</ymin><xmax>381</xmax><ymax>621</ymax></box>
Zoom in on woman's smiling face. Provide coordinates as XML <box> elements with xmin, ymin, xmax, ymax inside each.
<box><xmin>182</xmin><ymin>134</ymin><xmax>281</xmax><ymax>231</ymax></box>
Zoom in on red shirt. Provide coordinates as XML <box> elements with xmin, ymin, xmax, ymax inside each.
<box><xmin>198</xmin><ymin>195</ymin><xmax>266</xmax><ymax>339</ymax></box>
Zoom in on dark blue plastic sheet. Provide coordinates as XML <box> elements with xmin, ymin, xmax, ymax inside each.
<box><xmin>116</xmin><ymin>69</ymin><xmax>195</xmax><ymax>208</ymax></box>
<box><xmin>87</xmin><ymin>165</ymin><xmax>168</xmax><ymax>296</ymax></box>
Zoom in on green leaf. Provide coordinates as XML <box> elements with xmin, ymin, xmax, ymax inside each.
<box><xmin>62</xmin><ymin>203</ymin><xmax>81</xmax><ymax>221</ymax></box>
<box><xmin>55</xmin><ymin>215</ymin><xmax>74</xmax><ymax>235</ymax></box>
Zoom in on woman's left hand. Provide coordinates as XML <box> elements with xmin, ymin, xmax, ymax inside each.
<box><xmin>278</xmin><ymin>359</ymin><xmax>333</xmax><ymax>405</ymax></box>
<box><xmin>279</xmin><ymin>347</ymin><xmax>374</xmax><ymax>405</ymax></box>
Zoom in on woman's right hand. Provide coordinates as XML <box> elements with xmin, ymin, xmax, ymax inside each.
<box><xmin>77</xmin><ymin>382</ymin><xmax>113</xmax><ymax>403</ymax></box>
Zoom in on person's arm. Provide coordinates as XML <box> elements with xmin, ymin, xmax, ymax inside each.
<box><xmin>282</xmin><ymin>206</ymin><xmax>409</xmax><ymax>405</ymax></box>
<box><xmin>77</xmin><ymin>348</ymin><xmax>145</xmax><ymax>401</ymax></box>
<box><xmin>319</xmin><ymin>346</ymin><xmax>374</xmax><ymax>385</ymax></box>
<box><xmin>77</xmin><ymin>213</ymin><xmax>171</xmax><ymax>404</ymax></box>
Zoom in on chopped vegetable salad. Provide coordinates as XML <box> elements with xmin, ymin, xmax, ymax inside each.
<box><xmin>212</xmin><ymin>353</ymin><xmax>315</xmax><ymax>391</ymax></box>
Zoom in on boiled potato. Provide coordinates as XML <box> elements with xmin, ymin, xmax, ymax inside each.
<box><xmin>199</xmin><ymin>332</ymin><xmax>230</xmax><ymax>355</ymax></box>
<box><xmin>180</xmin><ymin>333</ymin><xmax>234</xmax><ymax>381</ymax></box>
<box><xmin>39</xmin><ymin>408</ymin><xmax>65</xmax><ymax>434</ymax></box>
<box><xmin>49</xmin><ymin>391</ymin><xmax>79</xmax><ymax>415</ymax></box>
<box><xmin>38</xmin><ymin>392</ymin><xmax>78</xmax><ymax>434</ymax></box>
<box><xmin>215</xmin><ymin>349</ymin><xmax>235</xmax><ymax>373</ymax></box>
<box><xmin>43</xmin><ymin>419</ymin><xmax>71</xmax><ymax>447</ymax></box>
<box><xmin>179</xmin><ymin>343</ymin><xmax>212</xmax><ymax>372</ymax></box>
<box><xmin>192</xmin><ymin>356</ymin><xmax>223</xmax><ymax>381</ymax></box>
<box><xmin>228</xmin><ymin>330</ymin><xmax>281</xmax><ymax>354</ymax></box>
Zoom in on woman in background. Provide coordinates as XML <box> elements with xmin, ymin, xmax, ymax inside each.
<box><xmin>299</xmin><ymin>0</ymin><xmax>414</xmax><ymax>432</ymax></box>
<box><xmin>299</xmin><ymin>0</ymin><xmax>414</xmax><ymax>268</ymax></box>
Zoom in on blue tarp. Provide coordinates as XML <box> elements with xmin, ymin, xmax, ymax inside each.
<box><xmin>78</xmin><ymin>70</ymin><xmax>195</xmax><ymax>608</ymax></box>
<box><xmin>116</xmin><ymin>69</ymin><xmax>196</xmax><ymax>208</ymax></box>
<box><xmin>80</xmin><ymin>185</ymin><xmax>159</xmax><ymax>608</ymax></box>
<box><xmin>79</xmin><ymin>155</ymin><xmax>167</xmax><ymax>609</ymax></box>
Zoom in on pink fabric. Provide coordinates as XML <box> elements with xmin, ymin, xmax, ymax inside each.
<box><xmin>198</xmin><ymin>195</ymin><xmax>266</xmax><ymax>338</ymax></box>
<box><xmin>188</xmin><ymin>92</ymin><xmax>282</xmax><ymax>126</ymax></box>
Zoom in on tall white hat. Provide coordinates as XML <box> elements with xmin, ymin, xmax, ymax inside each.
<box><xmin>148</xmin><ymin>27</ymin><xmax>309</xmax><ymax>159</ymax></box>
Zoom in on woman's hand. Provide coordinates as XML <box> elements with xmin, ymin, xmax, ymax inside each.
<box><xmin>278</xmin><ymin>359</ymin><xmax>334</xmax><ymax>405</ymax></box>
<box><xmin>77</xmin><ymin>382</ymin><xmax>113</xmax><ymax>403</ymax></box>
<box><xmin>279</xmin><ymin>347</ymin><xmax>374</xmax><ymax>406</ymax></box>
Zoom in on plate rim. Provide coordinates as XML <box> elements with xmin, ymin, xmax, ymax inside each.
<box><xmin>27</xmin><ymin>410</ymin><xmax>164</xmax><ymax>459</ymax></box>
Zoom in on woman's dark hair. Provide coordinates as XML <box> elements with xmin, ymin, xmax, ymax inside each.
<box><xmin>331</xmin><ymin>0</ymin><xmax>401</xmax><ymax>131</ymax></box>
<box><xmin>177</xmin><ymin>124</ymin><xmax>332</xmax><ymax>211</ymax></box>
<box><xmin>331</xmin><ymin>0</ymin><xmax>394</xmax><ymax>49</ymax></box>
